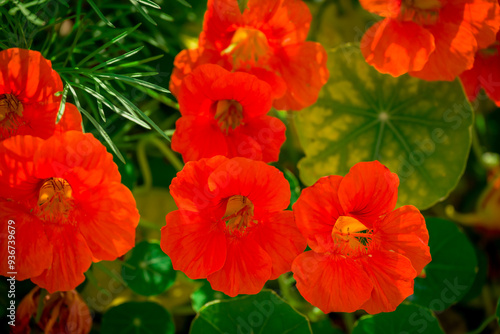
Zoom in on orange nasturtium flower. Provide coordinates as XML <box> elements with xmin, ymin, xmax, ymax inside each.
<box><xmin>360</xmin><ymin>0</ymin><xmax>500</xmax><ymax>81</ymax></box>
<box><xmin>291</xmin><ymin>161</ymin><xmax>431</xmax><ymax>314</ymax></box>
<box><xmin>160</xmin><ymin>156</ymin><xmax>307</xmax><ymax>297</ymax></box>
<box><xmin>172</xmin><ymin>64</ymin><xmax>286</xmax><ymax>163</ymax></box>
<box><xmin>13</xmin><ymin>287</ymin><xmax>91</xmax><ymax>334</ymax></box>
<box><xmin>460</xmin><ymin>31</ymin><xmax>500</xmax><ymax>106</ymax></box>
<box><xmin>0</xmin><ymin>131</ymin><xmax>139</xmax><ymax>293</ymax></box>
<box><xmin>0</xmin><ymin>48</ymin><xmax>82</xmax><ymax>140</ymax></box>
<box><xmin>169</xmin><ymin>0</ymin><xmax>329</xmax><ymax>111</ymax></box>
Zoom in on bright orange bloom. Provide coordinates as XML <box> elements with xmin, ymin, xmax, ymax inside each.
<box><xmin>160</xmin><ymin>156</ymin><xmax>307</xmax><ymax>297</ymax></box>
<box><xmin>172</xmin><ymin>64</ymin><xmax>286</xmax><ymax>163</ymax></box>
<box><xmin>291</xmin><ymin>161</ymin><xmax>431</xmax><ymax>314</ymax></box>
<box><xmin>0</xmin><ymin>48</ymin><xmax>82</xmax><ymax>140</ymax></box>
<box><xmin>169</xmin><ymin>0</ymin><xmax>329</xmax><ymax>111</ymax></box>
<box><xmin>13</xmin><ymin>287</ymin><xmax>92</xmax><ymax>334</ymax></box>
<box><xmin>360</xmin><ymin>0</ymin><xmax>500</xmax><ymax>81</ymax></box>
<box><xmin>460</xmin><ymin>31</ymin><xmax>500</xmax><ymax>106</ymax></box>
<box><xmin>0</xmin><ymin>131</ymin><xmax>139</xmax><ymax>292</ymax></box>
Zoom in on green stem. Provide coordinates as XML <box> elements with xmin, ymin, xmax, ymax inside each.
<box><xmin>34</xmin><ymin>289</ymin><xmax>48</xmax><ymax>323</ymax></box>
<box><xmin>137</xmin><ymin>139</ymin><xmax>153</xmax><ymax>190</ymax></box>
<box><xmin>467</xmin><ymin>315</ymin><xmax>497</xmax><ymax>334</ymax></box>
<box><xmin>445</xmin><ymin>205</ymin><xmax>482</xmax><ymax>226</ymax></box>
<box><xmin>148</xmin><ymin>137</ymin><xmax>184</xmax><ymax>172</ymax></box>
<box><xmin>472</xmin><ymin>126</ymin><xmax>489</xmax><ymax>170</ymax></box>
<box><xmin>343</xmin><ymin>312</ymin><xmax>355</xmax><ymax>334</ymax></box>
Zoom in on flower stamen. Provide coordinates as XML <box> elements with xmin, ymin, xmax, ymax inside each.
<box><xmin>222</xmin><ymin>195</ymin><xmax>257</xmax><ymax>235</ymax></box>
<box><xmin>35</xmin><ymin>178</ymin><xmax>75</xmax><ymax>223</ymax></box>
<box><xmin>332</xmin><ymin>216</ymin><xmax>373</xmax><ymax>256</ymax></box>
<box><xmin>214</xmin><ymin>100</ymin><xmax>244</xmax><ymax>133</ymax></box>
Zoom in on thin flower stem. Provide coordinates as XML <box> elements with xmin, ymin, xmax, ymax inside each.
<box><xmin>137</xmin><ymin>139</ymin><xmax>153</xmax><ymax>190</ymax></box>
<box><xmin>34</xmin><ymin>288</ymin><xmax>47</xmax><ymax>323</ymax></box>
<box><xmin>472</xmin><ymin>125</ymin><xmax>490</xmax><ymax>171</ymax></box>
<box><xmin>445</xmin><ymin>205</ymin><xmax>481</xmax><ymax>226</ymax></box>
<box><xmin>148</xmin><ymin>137</ymin><xmax>184</xmax><ymax>172</ymax></box>
<box><xmin>467</xmin><ymin>314</ymin><xmax>498</xmax><ymax>334</ymax></box>
<box><xmin>343</xmin><ymin>312</ymin><xmax>355</xmax><ymax>334</ymax></box>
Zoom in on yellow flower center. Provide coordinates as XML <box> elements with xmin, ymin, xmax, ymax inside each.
<box><xmin>221</xmin><ymin>27</ymin><xmax>270</xmax><ymax>68</ymax></box>
<box><xmin>332</xmin><ymin>216</ymin><xmax>373</xmax><ymax>256</ymax></box>
<box><xmin>401</xmin><ymin>0</ymin><xmax>441</xmax><ymax>25</ymax></box>
<box><xmin>222</xmin><ymin>195</ymin><xmax>257</xmax><ymax>235</ymax></box>
<box><xmin>214</xmin><ymin>100</ymin><xmax>244</xmax><ymax>134</ymax></box>
<box><xmin>35</xmin><ymin>178</ymin><xmax>75</xmax><ymax>223</ymax></box>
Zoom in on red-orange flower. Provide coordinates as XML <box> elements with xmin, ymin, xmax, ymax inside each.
<box><xmin>160</xmin><ymin>156</ymin><xmax>306</xmax><ymax>297</ymax></box>
<box><xmin>169</xmin><ymin>0</ymin><xmax>329</xmax><ymax>111</ymax></box>
<box><xmin>0</xmin><ymin>48</ymin><xmax>82</xmax><ymax>140</ymax></box>
<box><xmin>460</xmin><ymin>31</ymin><xmax>500</xmax><ymax>106</ymax></box>
<box><xmin>13</xmin><ymin>287</ymin><xmax>92</xmax><ymax>334</ymax></box>
<box><xmin>172</xmin><ymin>64</ymin><xmax>286</xmax><ymax>163</ymax></box>
<box><xmin>0</xmin><ymin>131</ymin><xmax>139</xmax><ymax>293</ymax></box>
<box><xmin>291</xmin><ymin>161</ymin><xmax>431</xmax><ymax>314</ymax></box>
<box><xmin>360</xmin><ymin>0</ymin><xmax>500</xmax><ymax>81</ymax></box>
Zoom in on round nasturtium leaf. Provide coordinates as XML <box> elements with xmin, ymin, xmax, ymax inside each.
<box><xmin>408</xmin><ymin>218</ymin><xmax>477</xmax><ymax>310</ymax></box>
<box><xmin>122</xmin><ymin>240</ymin><xmax>176</xmax><ymax>296</ymax></box>
<box><xmin>101</xmin><ymin>301</ymin><xmax>174</xmax><ymax>334</ymax></box>
<box><xmin>352</xmin><ymin>303</ymin><xmax>444</xmax><ymax>334</ymax></box>
<box><xmin>191</xmin><ymin>281</ymin><xmax>229</xmax><ymax>312</ymax></box>
<box><xmin>190</xmin><ymin>290</ymin><xmax>312</xmax><ymax>334</ymax></box>
<box><xmin>295</xmin><ymin>43</ymin><xmax>473</xmax><ymax>209</ymax></box>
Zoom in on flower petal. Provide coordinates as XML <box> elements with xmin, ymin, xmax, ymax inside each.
<box><xmin>207</xmin><ymin>157</ymin><xmax>291</xmax><ymax>215</ymax></box>
<box><xmin>292</xmin><ymin>251</ymin><xmax>373</xmax><ymax>313</ymax></box>
<box><xmin>207</xmin><ymin>236</ymin><xmax>272</xmax><ymax>297</ymax></box>
<box><xmin>76</xmin><ymin>182</ymin><xmax>139</xmax><ymax>261</ymax></box>
<box><xmin>338</xmin><ymin>161</ymin><xmax>399</xmax><ymax>227</ymax></box>
<box><xmin>0</xmin><ymin>200</ymin><xmax>52</xmax><ymax>280</ymax></box>
<box><xmin>375</xmin><ymin>205</ymin><xmax>431</xmax><ymax>273</ymax></box>
<box><xmin>161</xmin><ymin>210</ymin><xmax>227</xmax><ymax>279</ymax></box>
<box><xmin>454</xmin><ymin>0</ymin><xmax>500</xmax><ymax>49</ymax></box>
<box><xmin>31</xmin><ymin>225</ymin><xmax>93</xmax><ymax>293</ymax></box>
<box><xmin>272</xmin><ymin>42</ymin><xmax>329</xmax><ymax>111</ymax></box>
<box><xmin>361</xmin><ymin>19</ymin><xmax>436</xmax><ymax>77</ymax></box>
<box><xmin>359</xmin><ymin>0</ymin><xmax>401</xmax><ymax>17</ymax></box>
<box><xmin>54</xmin><ymin>103</ymin><xmax>83</xmax><ymax>133</ymax></box>
<box><xmin>359</xmin><ymin>250</ymin><xmax>416</xmax><ymax>314</ymax></box>
<box><xmin>293</xmin><ymin>175</ymin><xmax>344</xmax><ymax>253</ymax></box>
<box><xmin>254</xmin><ymin>211</ymin><xmax>307</xmax><ymax>279</ymax></box>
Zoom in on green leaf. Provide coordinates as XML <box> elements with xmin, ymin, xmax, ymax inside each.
<box><xmin>76</xmin><ymin>24</ymin><xmax>141</xmax><ymax>67</ymax></box>
<box><xmin>130</xmin><ymin>0</ymin><xmax>157</xmax><ymax>26</ymax></box>
<box><xmin>284</xmin><ymin>169</ymin><xmax>300</xmax><ymax>209</ymax></box>
<box><xmin>295</xmin><ymin>44</ymin><xmax>473</xmax><ymax>209</ymax></box>
<box><xmin>93</xmin><ymin>73</ymin><xmax>170</xmax><ymax>93</ymax></box>
<box><xmin>122</xmin><ymin>240</ymin><xmax>176</xmax><ymax>296</ymax></box>
<box><xmin>497</xmin><ymin>299</ymin><xmax>500</xmax><ymax>324</ymax></box>
<box><xmin>87</xmin><ymin>0</ymin><xmax>115</xmax><ymax>28</ymax></box>
<box><xmin>352</xmin><ymin>303</ymin><xmax>444</xmax><ymax>334</ymax></box>
<box><xmin>101</xmin><ymin>301</ymin><xmax>174</xmax><ymax>334</ymax></box>
<box><xmin>137</xmin><ymin>0</ymin><xmax>160</xmax><ymax>9</ymax></box>
<box><xmin>190</xmin><ymin>290</ymin><xmax>312</xmax><ymax>334</ymax></box>
<box><xmin>176</xmin><ymin>0</ymin><xmax>191</xmax><ymax>7</ymax></box>
<box><xmin>91</xmin><ymin>46</ymin><xmax>144</xmax><ymax>71</ymax></box>
<box><xmin>310</xmin><ymin>319</ymin><xmax>344</xmax><ymax>334</ymax></box>
<box><xmin>191</xmin><ymin>281</ymin><xmax>229</xmax><ymax>312</ymax></box>
<box><xmin>408</xmin><ymin>218</ymin><xmax>477</xmax><ymax>310</ymax></box>
<box><xmin>55</xmin><ymin>84</ymin><xmax>70</xmax><ymax>123</ymax></box>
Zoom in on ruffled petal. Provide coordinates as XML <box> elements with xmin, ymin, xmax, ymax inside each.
<box><xmin>272</xmin><ymin>42</ymin><xmax>329</xmax><ymax>111</ymax></box>
<box><xmin>169</xmin><ymin>156</ymin><xmax>228</xmax><ymax>214</ymax></box>
<box><xmin>210</xmin><ymin>71</ymin><xmax>273</xmax><ymax>118</ymax></box>
<box><xmin>201</xmin><ymin>0</ymin><xmax>244</xmax><ymax>50</ymax></box>
<box><xmin>409</xmin><ymin>18</ymin><xmax>477</xmax><ymax>81</ymax></box>
<box><xmin>171</xmin><ymin>115</ymin><xmax>229</xmax><ymax>162</ymax></box>
<box><xmin>161</xmin><ymin>210</ymin><xmax>227</xmax><ymax>279</ymax></box>
<box><xmin>236</xmin><ymin>115</ymin><xmax>286</xmax><ymax>163</ymax></box>
<box><xmin>338</xmin><ymin>161</ymin><xmax>399</xmax><ymax>227</ymax></box>
<box><xmin>0</xmin><ymin>48</ymin><xmax>62</xmax><ymax>103</ymax></box>
<box><xmin>292</xmin><ymin>251</ymin><xmax>374</xmax><ymax>313</ymax></box>
<box><xmin>34</xmin><ymin>131</ymin><xmax>120</xmax><ymax>185</ymax></box>
<box><xmin>245</xmin><ymin>67</ymin><xmax>287</xmax><ymax>99</ymax></box>
<box><xmin>2</xmin><ymin>103</ymin><xmax>58</xmax><ymax>140</ymax></box>
<box><xmin>225</xmin><ymin>130</ymin><xmax>263</xmax><ymax>161</ymax></box>
<box><xmin>459</xmin><ymin>55</ymin><xmax>484</xmax><ymax>101</ymax></box>
<box><xmin>207</xmin><ymin>236</ymin><xmax>272</xmax><ymax>297</ymax></box>
<box><xmin>254</xmin><ymin>211</ymin><xmax>307</xmax><ymax>279</ymax></box>
<box><xmin>0</xmin><ymin>200</ymin><xmax>52</xmax><ymax>280</ymax></box>
<box><xmin>375</xmin><ymin>205</ymin><xmax>431</xmax><ymax>274</ymax></box>
<box><xmin>31</xmin><ymin>225</ymin><xmax>93</xmax><ymax>293</ymax></box>
<box><xmin>207</xmin><ymin>157</ymin><xmax>291</xmax><ymax>215</ymax></box>
<box><xmin>359</xmin><ymin>0</ymin><xmax>401</xmax><ymax>17</ymax></box>
<box><xmin>76</xmin><ymin>182</ymin><xmax>139</xmax><ymax>261</ymax></box>
<box><xmin>0</xmin><ymin>135</ymin><xmax>42</xmax><ymax>205</ymax></box>
<box><xmin>178</xmin><ymin>63</ymin><xmax>230</xmax><ymax>117</ymax></box>
<box><xmin>453</xmin><ymin>0</ymin><xmax>500</xmax><ymax>49</ymax></box>
<box><xmin>54</xmin><ymin>103</ymin><xmax>83</xmax><ymax>133</ymax></box>
<box><xmin>359</xmin><ymin>250</ymin><xmax>416</xmax><ymax>314</ymax></box>
<box><xmin>293</xmin><ymin>175</ymin><xmax>344</xmax><ymax>253</ymax></box>
<box><xmin>479</xmin><ymin>50</ymin><xmax>500</xmax><ymax>106</ymax></box>
<box><xmin>361</xmin><ymin>19</ymin><xmax>436</xmax><ymax>77</ymax></box>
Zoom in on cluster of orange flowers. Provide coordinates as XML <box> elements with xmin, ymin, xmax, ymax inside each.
<box><xmin>3</xmin><ymin>0</ymin><xmax>500</xmax><ymax>329</ymax></box>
